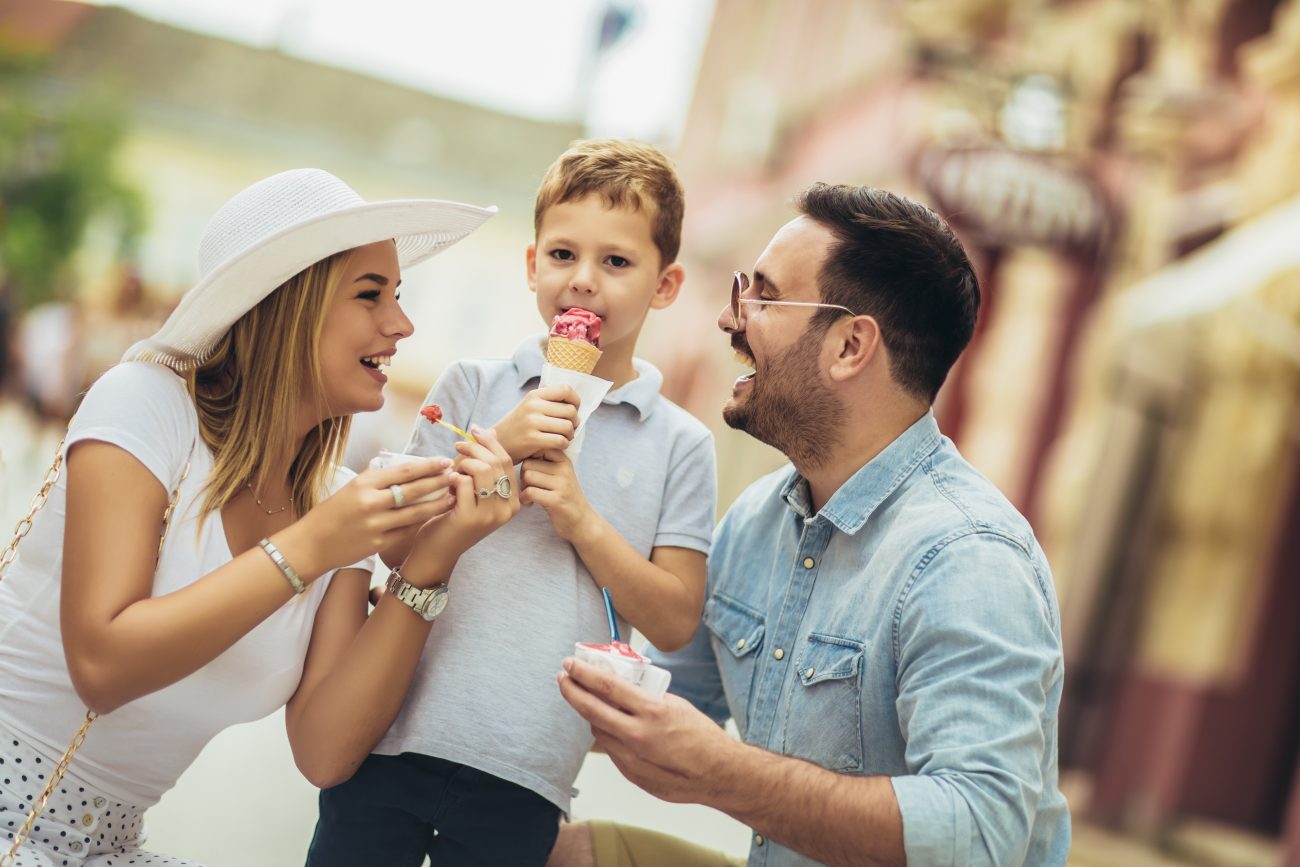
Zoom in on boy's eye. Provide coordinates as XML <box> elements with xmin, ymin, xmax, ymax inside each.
<box><xmin>550</xmin><ymin>249</ymin><xmax>575</xmax><ymax>262</ymax></box>
<box><xmin>606</xmin><ymin>255</ymin><xmax>630</xmax><ymax>268</ymax></box>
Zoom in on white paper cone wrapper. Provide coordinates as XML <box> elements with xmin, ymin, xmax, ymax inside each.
<box><xmin>541</xmin><ymin>363</ymin><xmax>612</xmax><ymax>458</ymax></box>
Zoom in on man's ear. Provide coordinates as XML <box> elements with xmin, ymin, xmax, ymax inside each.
<box><xmin>525</xmin><ymin>244</ymin><xmax>538</xmax><ymax>294</ymax></box>
<box><xmin>649</xmin><ymin>262</ymin><xmax>686</xmax><ymax>310</ymax></box>
<box><xmin>827</xmin><ymin>316</ymin><xmax>882</xmax><ymax>383</ymax></box>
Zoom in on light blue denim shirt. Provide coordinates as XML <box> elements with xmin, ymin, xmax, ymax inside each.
<box><xmin>662</xmin><ymin>412</ymin><xmax>1070</xmax><ymax>866</ymax></box>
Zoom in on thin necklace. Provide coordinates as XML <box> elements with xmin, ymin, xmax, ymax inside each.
<box><xmin>246</xmin><ymin>482</ymin><xmax>289</xmax><ymax>516</ymax></box>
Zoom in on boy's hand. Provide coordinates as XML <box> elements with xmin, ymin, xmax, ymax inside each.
<box><xmin>520</xmin><ymin>449</ymin><xmax>591</xmax><ymax>543</ymax></box>
<box><xmin>494</xmin><ymin>386</ymin><xmax>580</xmax><ymax>463</ymax></box>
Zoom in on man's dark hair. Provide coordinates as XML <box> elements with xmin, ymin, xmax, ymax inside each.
<box><xmin>796</xmin><ymin>183</ymin><xmax>980</xmax><ymax>401</ymax></box>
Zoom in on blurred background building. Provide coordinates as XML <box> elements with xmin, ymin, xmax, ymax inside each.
<box><xmin>2</xmin><ymin>0</ymin><xmax>1298</xmax><ymax>865</ymax></box>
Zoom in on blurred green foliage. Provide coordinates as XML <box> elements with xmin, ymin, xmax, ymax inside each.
<box><xmin>0</xmin><ymin>49</ymin><xmax>144</xmax><ymax>310</ymax></box>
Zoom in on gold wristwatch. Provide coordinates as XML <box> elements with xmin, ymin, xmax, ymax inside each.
<box><xmin>384</xmin><ymin>567</ymin><xmax>449</xmax><ymax>621</ymax></box>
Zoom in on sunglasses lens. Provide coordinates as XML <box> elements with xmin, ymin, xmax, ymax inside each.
<box><xmin>731</xmin><ymin>272</ymin><xmax>748</xmax><ymax>327</ymax></box>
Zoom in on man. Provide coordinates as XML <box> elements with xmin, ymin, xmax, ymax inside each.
<box><xmin>556</xmin><ymin>183</ymin><xmax>1070</xmax><ymax>867</ymax></box>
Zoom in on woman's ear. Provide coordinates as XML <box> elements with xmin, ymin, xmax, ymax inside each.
<box><xmin>827</xmin><ymin>316</ymin><xmax>881</xmax><ymax>383</ymax></box>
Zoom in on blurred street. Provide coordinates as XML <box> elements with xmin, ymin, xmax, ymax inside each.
<box><xmin>4</xmin><ymin>0</ymin><xmax>1300</xmax><ymax>864</ymax></box>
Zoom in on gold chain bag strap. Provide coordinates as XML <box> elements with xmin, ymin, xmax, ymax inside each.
<box><xmin>0</xmin><ymin>426</ymin><xmax>192</xmax><ymax>865</ymax></box>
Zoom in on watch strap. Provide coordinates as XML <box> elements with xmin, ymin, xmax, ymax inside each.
<box><xmin>385</xmin><ymin>567</ymin><xmax>447</xmax><ymax>620</ymax></box>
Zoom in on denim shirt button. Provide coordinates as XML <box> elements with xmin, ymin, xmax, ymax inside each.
<box><xmin>806</xmin><ymin>667</ymin><xmax>815</xmax><ymax>678</ymax></box>
<box><xmin>774</xmin><ymin>648</ymin><xmax>784</xmax><ymax>660</ymax></box>
<box><xmin>755</xmin><ymin>834</ymin><xmax>766</xmax><ymax>846</ymax></box>
<box><xmin>802</xmin><ymin>557</ymin><xmax>814</xmax><ymax>568</ymax></box>
<box><xmin>736</xmin><ymin>638</ymin><xmax>746</xmax><ymax>650</ymax></box>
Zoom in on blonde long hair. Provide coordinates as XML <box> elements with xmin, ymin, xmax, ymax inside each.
<box><xmin>184</xmin><ymin>250</ymin><xmax>355</xmax><ymax>519</ymax></box>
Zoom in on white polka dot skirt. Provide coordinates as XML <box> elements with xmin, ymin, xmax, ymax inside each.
<box><xmin>0</xmin><ymin>732</ymin><xmax>205</xmax><ymax>867</ymax></box>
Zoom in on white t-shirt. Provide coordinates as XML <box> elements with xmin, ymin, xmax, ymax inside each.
<box><xmin>0</xmin><ymin>361</ymin><xmax>372</xmax><ymax>807</ymax></box>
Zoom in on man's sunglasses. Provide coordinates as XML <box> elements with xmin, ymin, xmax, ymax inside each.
<box><xmin>729</xmin><ymin>271</ymin><xmax>857</xmax><ymax>330</ymax></box>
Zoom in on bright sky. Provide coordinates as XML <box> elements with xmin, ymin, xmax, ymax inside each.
<box><xmin>85</xmin><ymin>0</ymin><xmax>715</xmax><ymax>143</ymax></box>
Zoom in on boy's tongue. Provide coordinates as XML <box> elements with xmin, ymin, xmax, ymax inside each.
<box><xmin>550</xmin><ymin>307</ymin><xmax>602</xmax><ymax>347</ymax></box>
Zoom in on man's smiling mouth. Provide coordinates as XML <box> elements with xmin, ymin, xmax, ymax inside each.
<box><xmin>731</xmin><ymin>336</ymin><xmax>757</xmax><ymax>383</ymax></box>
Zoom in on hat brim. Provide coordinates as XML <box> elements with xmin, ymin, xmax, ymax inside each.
<box><xmin>123</xmin><ymin>198</ymin><xmax>496</xmax><ymax>368</ymax></box>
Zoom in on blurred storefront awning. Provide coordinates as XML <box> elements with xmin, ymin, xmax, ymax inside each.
<box><xmin>1119</xmin><ymin>193</ymin><xmax>1300</xmax><ymax>367</ymax></box>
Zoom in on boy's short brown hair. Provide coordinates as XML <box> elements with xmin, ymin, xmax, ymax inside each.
<box><xmin>534</xmin><ymin>139</ymin><xmax>684</xmax><ymax>266</ymax></box>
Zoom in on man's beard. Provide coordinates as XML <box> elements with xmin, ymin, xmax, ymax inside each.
<box><xmin>723</xmin><ymin>333</ymin><xmax>843</xmax><ymax>469</ymax></box>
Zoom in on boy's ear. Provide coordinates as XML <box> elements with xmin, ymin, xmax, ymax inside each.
<box><xmin>649</xmin><ymin>262</ymin><xmax>685</xmax><ymax>310</ymax></box>
<box><xmin>827</xmin><ymin>315</ymin><xmax>882</xmax><ymax>383</ymax></box>
<box><xmin>525</xmin><ymin>244</ymin><xmax>538</xmax><ymax>294</ymax></box>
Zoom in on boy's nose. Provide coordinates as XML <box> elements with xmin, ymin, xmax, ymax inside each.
<box><xmin>569</xmin><ymin>275</ymin><xmax>596</xmax><ymax>295</ymax></box>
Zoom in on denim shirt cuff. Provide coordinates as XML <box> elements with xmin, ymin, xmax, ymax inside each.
<box><xmin>891</xmin><ymin>775</ymin><xmax>970</xmax><ymax>867</ymax></box>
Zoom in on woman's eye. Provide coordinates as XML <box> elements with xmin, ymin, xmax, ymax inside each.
<box><xmin>358</xmin><ymin>289</ymin><xmax>381</xmax><ymax>301</ymax></box>
<box><xmin>607</xmin><ymin>255</ymin><xmax>630</xmax><ymax>268</ymax></box>
<box><xmin>394</xmin><ymin>291</ymin><xmax>402</xmax><ymax>302</ymax></box>
<box><xmin>550</xmin><ymin>249</ymin><xmax>575</xmax><ymax>262</ymax></box>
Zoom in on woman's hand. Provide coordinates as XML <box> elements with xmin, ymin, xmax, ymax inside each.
<box><xmin>287</xmin><ymin>456</ymin><xmax>457</xmax><ymax>578</ymax></box>
<box><xmin>401</xmin><ymin>427</ymin><xmax>519</xmax><ymax>583</ymax></box>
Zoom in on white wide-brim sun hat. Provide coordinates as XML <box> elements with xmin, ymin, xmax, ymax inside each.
<box><xmin>123</xmin><ymin>168</ymin><xmax>497</xmax><ymax>369</ymax></box>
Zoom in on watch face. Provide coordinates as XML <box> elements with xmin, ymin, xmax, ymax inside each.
<box><xmin>423</xmin><ymin>586</ymin><xmax>449</xmax><ymax>620</ymax></box>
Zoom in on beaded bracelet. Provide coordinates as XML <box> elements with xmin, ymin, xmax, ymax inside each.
<box><xmin>258</xmin><ymin>537</ymin><xmax>306</xmax><ymax>595</ymax></box>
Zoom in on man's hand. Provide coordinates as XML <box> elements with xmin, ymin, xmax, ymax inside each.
<box><xmin>556</xmin><ymin>657</ymin><xmax>740</xmax><ymax>805</ymax></box>
<box><xmin>493</xmin><ymin>386</ymin><xmax>580</xmax><ymax>463</ymax></box>
<box><xmin>520</xmin><ymin>449</ymin><xmax>591</xmax><ymax>543</ymax></box>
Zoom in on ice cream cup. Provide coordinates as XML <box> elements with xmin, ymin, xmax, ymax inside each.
<box><xmin>368</xmin><ymin>450</ymin><xmax>449</xmax><ymax>502</ymax></box>
<box><xmin>573</xmin><ymin>641</ymin><xmax>672</xmax><ymax>698</ymax></box>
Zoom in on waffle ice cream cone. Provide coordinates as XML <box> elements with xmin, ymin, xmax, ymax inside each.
<box><xmin>545</xmin><ymin>335</ymin><xmax>602</xmax><ymax>374</ymax></box>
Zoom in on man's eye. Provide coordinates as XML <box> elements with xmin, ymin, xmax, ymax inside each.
<box><xmin>607</xmin><ymin>255</ymin><xmax>630</xmax><ymax>268</ymax></box>
<box><xmin>550</xmin><ymin>249</ymin><xmax>575</xmax><ymax>261</ymax></box>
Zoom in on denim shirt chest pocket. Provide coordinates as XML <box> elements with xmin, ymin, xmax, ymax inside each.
<box><xmin>703</xmin><ymin>593</ymin><xmax>765</xmax><ymax>736</ymax></box>
<box><xmin>782</xmin><ymin>632</ymin><xmax>866</xmax><ymax>772</ymax></box>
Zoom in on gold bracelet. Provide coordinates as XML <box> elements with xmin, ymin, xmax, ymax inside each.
<box><xmin>258</xmin><ymin>537</ymin><xmax>306</xmax><ymax>595</ymax></box>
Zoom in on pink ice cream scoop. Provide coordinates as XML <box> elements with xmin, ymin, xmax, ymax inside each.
<box><xmin>549</xmin><ymin>307</ymin><xmax>602</xmax><ymax>347</ymax></box>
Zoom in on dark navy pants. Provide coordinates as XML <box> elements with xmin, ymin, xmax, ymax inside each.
<box><xmin>305</xmin><ymin>752</ymin><xmax>561</xmax><ymax>867</ymax></box>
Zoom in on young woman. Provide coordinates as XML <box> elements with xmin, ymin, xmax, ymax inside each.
<box><xmin>0</xmin><ymin>168</ymin><xmax>514</xmax><ymax>866</ymax></box>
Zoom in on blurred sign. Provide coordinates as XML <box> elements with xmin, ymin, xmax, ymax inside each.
<box><xmin>918</xmin><ymin>146</ymin><xmax>1112</xmax><ymax>252</ymax></box>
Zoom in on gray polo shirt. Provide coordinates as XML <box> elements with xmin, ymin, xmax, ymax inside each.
<box><xmin>376</xmin><ymin>335</ymin><xmax>717</xmax><ymax>812</ymax></box>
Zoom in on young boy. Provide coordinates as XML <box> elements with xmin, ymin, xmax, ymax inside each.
<box><xmin>305</xmin><ymin>140</ymin><xmax>718</xmax><ymax>866</ymax></box>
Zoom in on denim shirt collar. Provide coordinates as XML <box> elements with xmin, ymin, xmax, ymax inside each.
<box><xmin>780</xmin><ymin>410</ymin><xmax>942</xmax><ymax>535</ymax></box>
<box><xmin>511</xmin><ymin>334</ymin><xmax>662</xmax><ymax>421</ymax></box>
